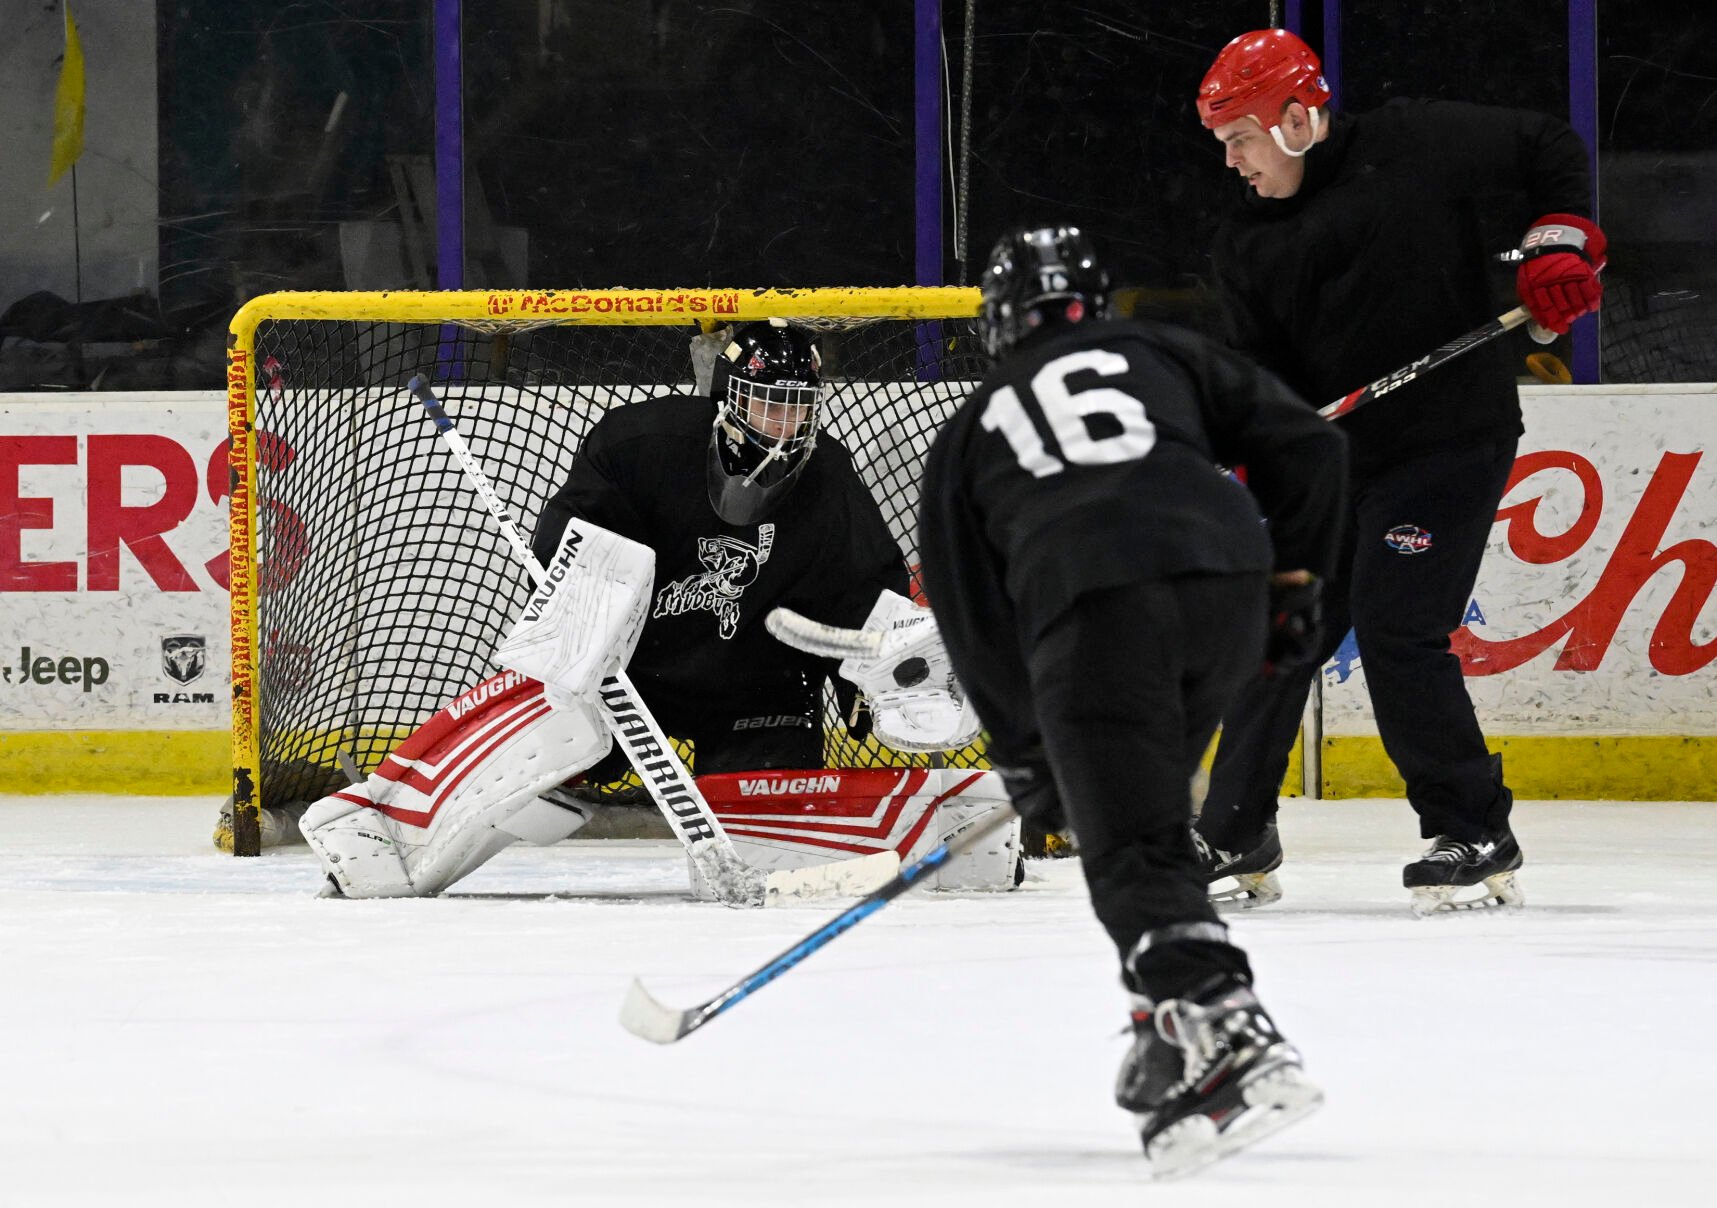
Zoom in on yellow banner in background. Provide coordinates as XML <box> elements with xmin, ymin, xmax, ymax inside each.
<box><xmin>49</xmin><ymin>3</ymin><xmax>85</xmax><ymax>185</ymax></box>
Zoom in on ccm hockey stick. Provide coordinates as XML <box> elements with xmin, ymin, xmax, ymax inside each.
<box><xmin>620</xmin><ymin>805</ymin><xmax>1017</xmax><ymax>1043</ymax></box>
<box><xmin>409</xmin><ymin>376</ymin><xmax>898</xmax><ymax>906</ymax></box>
<box><xmin>1318</xmin><ymin>306</ymin><xmax>1533</xmax><ymax>421</ymax></box>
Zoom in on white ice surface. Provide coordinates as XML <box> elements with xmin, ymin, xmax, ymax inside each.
<box><xmin>2</xmin><ymin>796</ymin><xmax>1713</xmax><ymax>1207</ymax></box>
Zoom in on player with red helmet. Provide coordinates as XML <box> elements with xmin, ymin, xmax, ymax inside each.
<box><xmin>1192</xmin><ymin>30</ymin><xmax>1605</xmax><ymax>915</ymax></box>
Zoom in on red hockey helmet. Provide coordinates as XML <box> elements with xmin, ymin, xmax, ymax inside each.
<box><xmin>1197</xmin><ymin>29</ymin><xmax>1331</xmax><ymax>134</ymax></box>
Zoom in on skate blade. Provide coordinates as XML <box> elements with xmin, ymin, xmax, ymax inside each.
<box><xmin>1146</xmin><ymin>1062</ymin><xmax>1323</xmax><ymax>1181</ymax></box>
<box><xmin>1408</xmin><ymin>870</ymin><xmax>1525</xmax><ymax>917</ymax></box>
<box><xmin>1209</xmin><ymin>870</ymin><xmax>1283</xmax><ymax>911</ymax></box>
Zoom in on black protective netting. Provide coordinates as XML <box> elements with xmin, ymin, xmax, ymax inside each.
<box><xmin>249</xmin><ymin>316</ymin><xmax>990</xmax><ymax>804</ymax></box>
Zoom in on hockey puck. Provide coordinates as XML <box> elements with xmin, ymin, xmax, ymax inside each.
<box><xmin>893</xmin><ymin>657</ymin><xmax>929</xmax><ymax>687</ymax></box>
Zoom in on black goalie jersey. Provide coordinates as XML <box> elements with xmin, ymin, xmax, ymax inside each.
<box><xmin>532</xmin><ymin>395</ymin><xmax>909</xmax><ymax>720</ymax></box>
<box><xmin>918</xmin><ymin>317</ymin><xmax>1346</xmax><ymax>765</ymax></box>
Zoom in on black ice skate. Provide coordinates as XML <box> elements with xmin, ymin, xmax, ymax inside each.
<box><xmin>1193</xmin><ymin>823</ymin><xmax>1283</xmax><ymax>909</ymax></box>
<box><xmin>1402</xmin><ymin>827</ymin><xmax>1525</xmax><ymax>916</ymax></box>
<box><xmin>1116</xmin><ymin>978</ymin><xmax>1322</xmax><ymax>1180</ymax></box>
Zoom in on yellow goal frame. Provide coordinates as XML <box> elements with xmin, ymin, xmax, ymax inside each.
<box><xmin>225</xmin><ymin>286</ymin><xmax>980</xmax><ymax>854</ymax></box>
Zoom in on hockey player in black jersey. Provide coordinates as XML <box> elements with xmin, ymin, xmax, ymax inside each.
<box><xmin>531</xmin><ymin>318</ymin><xmax>908</xmax><ymax>785</ymax></box>
<box><xmin>918</xmin><ymin>226</ymin><xmax>1346</xmax><ymax>1177</ymax></box>
<box><xmin>1194</xmin><ymin>29</ymin><xmax>1604</xmax><ymax>913</ymax></box>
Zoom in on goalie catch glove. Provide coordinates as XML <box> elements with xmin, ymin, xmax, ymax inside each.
<box><xmin>766</xmin><ymin>592</ymin><xmax>981</xmax><ymax>752</ymax></box>
<box><xmin>1263</xmin><ymin>573</ymin><xmax>1324</xmax><ymax>680</ymax></box>
<box><xmin>840</xmin><ymin>591</ymin><xmax>982</xmax><ymax>752</ymax></box>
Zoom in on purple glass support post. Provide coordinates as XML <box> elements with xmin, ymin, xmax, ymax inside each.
<box><xmin>913</xmin><ymin>0</ymin><xmax>942</xmax><ymax>287</ymax></box>
<box><xmin>912</xmin><ymin>0</ymin><xmax>944</xmax><ymax>379</ymax></box>
<box><xmin>433</xmin><ymin>0</ymin><xmax>465</xmax><ymax>381</ymax></box>
<box><xmin>435</xmin><ymin>0</ymin><xmax>465</xmax><ymax>293</ymax></box>
<box><xmin>1321</xmin><ymin>0</ymin><xmax>1341</xmax><ymax>113</ymax></box>
<box><xmin>1569</xmin><ymin>0</ymin><xmax>1600</xmax><ymax>383</ymax></box>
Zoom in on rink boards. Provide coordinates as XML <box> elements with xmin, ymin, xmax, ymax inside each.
<box><xmin>2</xmin><ymin>384</ymin><xmax>1714</xmax><ymax>799</ymax></box>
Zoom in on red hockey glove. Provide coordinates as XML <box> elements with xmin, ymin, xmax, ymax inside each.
<box><xmin>1516</xmin><ymin>214</ymin><xmax>1606</xmax><ymax>334</ymax></box>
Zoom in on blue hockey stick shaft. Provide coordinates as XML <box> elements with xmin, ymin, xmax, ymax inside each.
<box><xmin>621</xmin><ymin>807</ymin><xmax>1017</xmax><ymax>1043</ymax></box>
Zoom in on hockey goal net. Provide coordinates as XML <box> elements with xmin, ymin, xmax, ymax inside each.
<box><xmin>226</xmin><ymin>287</ymin><xmax>987</xmax><ymax>855</ymax></box>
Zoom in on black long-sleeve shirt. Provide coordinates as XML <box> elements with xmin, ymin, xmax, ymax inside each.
<box><xmin>918</xmin><ymin>318</ymin><xmax>1347</xmax><ymax>768</ymax></box>
<box><xmin>532</xmin><ymin>396</ymin><xmax>908</xmax><ymax>716</ymax></box>
<box><xmin>1212</xmin><ymin>98</ymin><xmax>1594</xmax><ymax>476</ymax></box>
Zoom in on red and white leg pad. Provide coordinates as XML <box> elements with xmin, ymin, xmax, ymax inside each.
<box><xmin>689</xmin><ymin>767</ymin><xmax>1020</xmax><ymax>898</ymax></box>
<box><xmin>301</xmin><ymin>670</ymin><xmax>610</xmax><ymax>898</ymax></box>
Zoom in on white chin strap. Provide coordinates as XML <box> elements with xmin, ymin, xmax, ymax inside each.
<box><xmin>1269</xmin><ymin>106</ymin><xmax>1321</xmax><ymax>158</ymax></box>
<box><xmin>743</xmin><ymin>441</ymin><xmax>788</xmax><ymax>487</ymax></box>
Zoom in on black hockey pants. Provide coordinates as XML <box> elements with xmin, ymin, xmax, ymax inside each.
<box><xmin>1200</xmin><ymin>438</ymin><xmax>1518</xmax><ymax>851</ymax></box>
<box><xmin>1028</xmin><ymin>575</ymin><xmax>1265</xmax><ymax>1001</ymax></box>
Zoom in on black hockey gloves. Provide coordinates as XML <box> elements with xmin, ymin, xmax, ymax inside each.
<box><xmin>995</xmin><ymin>757</ymin><xmax>1066</xmax><ymax>830</ymax></box>
<box><xmin>1263</xmin><ymin>573</ymin><xmax>1324</xmax><ymax>679</ymax></box>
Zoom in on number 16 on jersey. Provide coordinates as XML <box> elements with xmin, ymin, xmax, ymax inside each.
<box><xmin>980</xmin><ymin>349</ymin><xmax>1157</xmax><ymax>477</ymax></box>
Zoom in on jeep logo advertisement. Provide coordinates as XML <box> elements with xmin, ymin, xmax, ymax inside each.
<box><xmin>1</xmin><ymin>400</ymin><xmax>231</xmax><ymax>725</ymax></box>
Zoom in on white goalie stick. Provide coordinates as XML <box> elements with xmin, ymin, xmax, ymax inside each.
<box><xmin>620</xmin><ymin>805</ymin><xmax>1017</xmax><ymax>1044</ymax></box>
<box><xmin>408</xmin><ymin>376</ymin><xmax>899</xmax><ymax>906</ymax></box>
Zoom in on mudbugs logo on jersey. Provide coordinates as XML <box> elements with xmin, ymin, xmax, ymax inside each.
<box><xmin>1384</xmin><ymin>524</ymin><xmax>1433</xmax><ymax>554</ymax></box>
<box><xmin>653</xmin><ymin>525</ymin><xmax>775</xmax><ymax>639</ymax></box>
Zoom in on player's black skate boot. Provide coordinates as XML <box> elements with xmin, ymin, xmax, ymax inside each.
<box><xmin>1193</xmin><ymin>822</ymin><xmax>1283</xmax><ymax>909</ymax></box>
<box><xmin>1403</xmin><ymin>825</ymin><xmax>1524</xmax><ymax>916</ymax></box>
<box><xmin>1116</xmin><ymin>975</ymin><xmax>1322</xmax><ymax>1180</ymax></box>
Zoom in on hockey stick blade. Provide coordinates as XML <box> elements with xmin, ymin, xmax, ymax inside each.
<box><xmin>763</xmin><ymin>849</ymin><xmax>900</xmax><ymax>903</ymax></box>
<box><xmin>766</xmin><ymin>606</ymin><xmax>884</xmax><ymax>659</ymax></box>
<box><xmin>1317</xmin><ymin>306</ymin><xmax>1532</xmax><ymax>421</ymax></box>
<box><xmin>620</xmin><ymin>809</ymin><xmax>1015</xmax><ymax>1044</ymax></box>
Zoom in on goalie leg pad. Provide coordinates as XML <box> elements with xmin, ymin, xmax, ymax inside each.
<box><xmin>691</xmin><ymin>767</ymin><xmax>1021</xmax><ymax>897</ymax></box>
<box><xmin>300</xmin><ymin>795</ymin><xmax>414</xmax><ymax>898</ymax></box>
<box><xmin>302</xmin><ymin>671</ymin><xmax>609</xmax><ymax>898</ymax></box>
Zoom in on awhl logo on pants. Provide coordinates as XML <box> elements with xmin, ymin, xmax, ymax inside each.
<box><xmin>1384</xmin><ymin>524</ymin><xmax>1434</xmax><ymax>554</ymax></box>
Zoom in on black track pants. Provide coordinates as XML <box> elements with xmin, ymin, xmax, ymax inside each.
<box><xmin>1201</xmin><ymin>438</ymin><xmax>1517</xmax><ymax>850</ymax></box>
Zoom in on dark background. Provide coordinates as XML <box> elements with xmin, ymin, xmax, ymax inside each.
<box><xmin>4</xmin><ymin>0</ymin><xmax>1714</xmax><ymax>387</ymax></box>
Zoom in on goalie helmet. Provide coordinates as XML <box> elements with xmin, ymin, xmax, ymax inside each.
<box><xmin>1197</xmin><ymin>29</ymin><xmax>1331</xmax><ymax>139</ymax></box>
<box><xmin>706</xmin><ymin>319</ymin><xmax>824</xmax><ymax>525</ymax></box>
<box><xmin>978</xmin><ymin>226</ymin><xmax>1110</xmax><ymax>358</ymax></box>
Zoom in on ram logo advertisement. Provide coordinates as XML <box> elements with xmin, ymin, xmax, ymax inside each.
<box><xmin>161</xmin><ymin>634</ymin><xmax>207</xmax><ymax>685</ymax></box>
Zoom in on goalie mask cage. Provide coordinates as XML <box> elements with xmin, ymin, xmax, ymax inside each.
<box><xmin>227</xmin><ymin>287</ymin><xmax>988</xmax><ymax>856</ymax></box>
